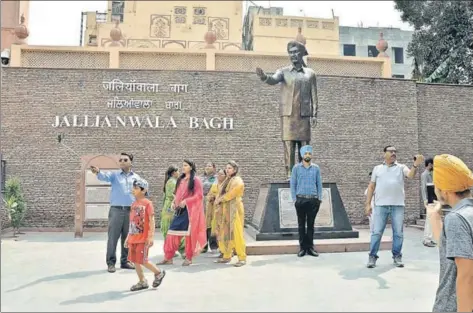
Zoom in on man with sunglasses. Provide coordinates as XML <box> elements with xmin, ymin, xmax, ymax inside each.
<box><xmin>365</xmin><ymin>145</ymin><xmax>423</xmax><ymax>268</ymax></box>
<box><xmin>91</xmin><ymin>152</ymin><xmax>141</xmax><ymax>273</ymax></box>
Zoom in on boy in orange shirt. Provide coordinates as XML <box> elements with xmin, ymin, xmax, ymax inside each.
<box><xmin>125</xmin><ymin>178</ymin><xmax>166</xmax><ymax>291</ymax></box>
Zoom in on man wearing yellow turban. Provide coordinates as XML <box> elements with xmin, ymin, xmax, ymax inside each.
<box><xmin>429</xmin><ymin>154</ymin><xmax>473</xmax><ymax>313</ymax></box>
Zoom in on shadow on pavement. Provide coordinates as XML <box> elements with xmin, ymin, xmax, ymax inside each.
<box><xmin>6</xmin><ymin>269</ymin><xmax>105</xmax><ymax>293</ymax></box>
<box><xmin>60</xmin><ymin>289</ymin><xmax>152</xmax><ymax>305</ymax></box>
<box><xmin>338</xmin><ymin>264</ymin><xmax>394</xmax><ymax>289</ymax></box>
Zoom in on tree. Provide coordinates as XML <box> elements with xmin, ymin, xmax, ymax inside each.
<box><xmin>394</xmin><ymin>0</ymin><xmax>473</xmax><ymax>84</ymax></box>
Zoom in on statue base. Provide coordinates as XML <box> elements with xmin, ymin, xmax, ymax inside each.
<box><xmin>248</xmin><ymin>182</ymin><xmax>359</xmax><ymax>241</ymax></box>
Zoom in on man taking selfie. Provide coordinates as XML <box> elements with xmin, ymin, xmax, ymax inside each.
<box><xmin>365</xmin><ymin>145</ymin><xmax>423</xmax><ymax>268</ymax></box>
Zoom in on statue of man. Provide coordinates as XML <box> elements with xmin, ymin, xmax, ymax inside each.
<box><xmin>256</xmin><ymin>40</ymin><xmax>318</xmax><ymax>179</ymax></box>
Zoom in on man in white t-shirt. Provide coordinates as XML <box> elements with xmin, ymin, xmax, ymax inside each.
<box><xmin>365</xmin><ymin>145</ymin><xmax>423</xmax><ymax>268</ymax></box>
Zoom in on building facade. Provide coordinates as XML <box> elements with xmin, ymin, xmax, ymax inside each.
<box><xmin>1</xmin><ymin>0</ymin><xmax>30</xmax><ymax>50</ymax></box>
<box><xmin>242</xmin><ymin>6</ymin><xmax>339</xmax><ymax>55</ymax></box>
<box><xmin>339</xmin><ymin>26</ymin><xmax>414</xmax><ymax>78</ymax></box>
<box><xmin>82</xmin><ymin>0</ymin><xmax>243</xmax><ymax>50</ymax></box>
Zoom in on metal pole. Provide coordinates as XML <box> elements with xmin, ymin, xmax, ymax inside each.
<box><xmin>79</xmin><ymin>12</ymin><xmax>85</xmax><ymax>46</ymax></box>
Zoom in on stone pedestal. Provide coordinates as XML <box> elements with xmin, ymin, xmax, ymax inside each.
<box><xmin>247</xmin><ymin>181</ymin><xmax>359</xmax><ymax>241</ymax></box>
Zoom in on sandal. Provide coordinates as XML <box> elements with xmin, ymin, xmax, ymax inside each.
<box><xmin>234</xmin><ymin>261</ymin><xmax>246</xmax><ymax>267</ymax></box>
<box><xmin>182</xmin><ymin>259</ymin><xmax>192</xmax><ymax>266</ymax></box>
<box><xmin>152</xmin><ymin>270</ymin><xmax>166</xmax><ymax>288</ymax></box>
<box><xmin>130</xmin><ymin>280</ymin><xmax>149</xmax><ymax>292</ymax></box>
<box><xmin>214</xmin><ymin>258</ymin><xmax>231</xmax><ymax>264</ymax></box>
<box><xmin>156</xmin><ymin>259</ymin><xmax>173</xmax><ymax>265</ymax></box>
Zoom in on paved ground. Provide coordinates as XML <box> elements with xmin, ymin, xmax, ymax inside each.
<box><xmin>1</xmin><ymin>227</ymin><xmax>439</xmax><ymax>312</ymax></box>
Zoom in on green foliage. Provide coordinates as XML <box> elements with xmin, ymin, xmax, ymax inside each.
<box><xmin>3</xmin><ymin>177</ymin><xmax>27</xmax><ymax>233</ymax></box>
<box><xmin>394</xmin><ymin>0</ymin><xmax>473</xmax><ymax>84</ymax></box>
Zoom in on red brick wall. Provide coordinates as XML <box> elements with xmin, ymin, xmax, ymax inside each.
<box><xmin>1</xmin><ymin>68</ymin><xmax>472</xmax><ymax>229</ymax></box>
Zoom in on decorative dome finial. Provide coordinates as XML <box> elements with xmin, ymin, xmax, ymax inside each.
<box><xmin>376</xmin><ymin>32</ymin><xmax>389</xmax><ymax>57</ymax></box>
<box><xmin>14</xmin><ymin>13</ymin><xmax>29</xmax><ymax>44</ymax></box>
<box><xmin>109</xmin><ymin>20</ymin><xmax>122</xmax><ymax>46</ymax></box>
<box><xmin>295</xmin><ymin>26</ymin><xmax>306</xmax><ymax>45</ymax></box>
<box><xmin>203</xmin><ymin>31</ymin><xmax>217</xmax><ymax>49</ymax></box>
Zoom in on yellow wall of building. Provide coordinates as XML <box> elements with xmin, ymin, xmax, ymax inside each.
<box><xmin>251</xmin><ymin>15</ymin><xmax>339</xmax><ymax>55</ymax></box>
<box><xmin>86</xmin><ymin>1</ymin><xmax>243</xmax><ymax>50</ymax></box>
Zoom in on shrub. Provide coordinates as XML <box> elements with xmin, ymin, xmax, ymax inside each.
<box><xmin>3</xmin><ymin>177</ymin><xmax>26</xmax><ymax>236</ymax></box>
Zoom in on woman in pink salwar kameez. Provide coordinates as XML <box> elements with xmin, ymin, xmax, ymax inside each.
<box><xmin>157</xmin><ymin>160</ymin><xmax>206</xmax><ymax>266</ymax></box>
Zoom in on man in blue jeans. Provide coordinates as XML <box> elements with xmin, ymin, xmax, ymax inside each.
<box><xmin>365</xmin><ymin>145</ymin><xmax>424</xmax><ymax>268</ymax></box>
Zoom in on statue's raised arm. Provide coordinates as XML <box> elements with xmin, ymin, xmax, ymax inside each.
<box><xmin>256</xmin><ymin>67</ymin><xmax>284</xmax><ymax>85</ymax></box>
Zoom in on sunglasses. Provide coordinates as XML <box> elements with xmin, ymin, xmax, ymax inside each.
<box><xmin>386</xmin><ymin>150</ymin><xmax>397</xmax><ymax>153</ymax></box>
<box><xmin>119</xmin><ymin>158</ymin><xmax>129</xmax><ymax>162</ymax></box>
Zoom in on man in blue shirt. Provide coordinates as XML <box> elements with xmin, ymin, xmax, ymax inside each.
<box><xmin>290</xmin><ymin>145</ymin><xmax>323</xmax><ymax>257</ymax></box>
<box><xmin>91</xmin><ymin>152</ymin><xmax>141</xmax><ymax>273</ymax></box>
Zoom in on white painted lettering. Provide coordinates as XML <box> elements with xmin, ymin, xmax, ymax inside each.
<box><xmin>189</xmin><ymin>117</ymin><xmax>199</xmax><ymax>129</ymax></box>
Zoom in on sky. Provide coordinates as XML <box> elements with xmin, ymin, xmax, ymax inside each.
<box><xmin>27</xmin><ymin>1</ymin><xmax>413</xmax><ymax>46</ymax></box>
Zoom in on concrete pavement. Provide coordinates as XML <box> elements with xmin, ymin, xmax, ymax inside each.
<box><xmin>1</xmin><ymin>227</ymin><xmax>439</xmax><ymax>312</ymax></box>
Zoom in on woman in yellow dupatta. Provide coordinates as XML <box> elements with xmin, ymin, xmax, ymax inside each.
<box><xmin>214</xmin><ymin>161</ymin><xmax>247</xmax><ymax>267</ymax></box>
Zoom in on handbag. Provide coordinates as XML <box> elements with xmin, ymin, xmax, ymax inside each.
<box><xmin>169</xmin><ymin>206</ymin><xmax>189</xmax><ymax>233</ymax></box>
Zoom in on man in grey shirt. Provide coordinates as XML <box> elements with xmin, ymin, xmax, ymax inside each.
<box><xmin>421</xmin><ymin>158</ymin><xmax>436</xmax><ymax>247</ymax></box>
<box><xmin>365</xmin><ymin>145</ymin><xmax>423</xmax><ymax>268</ymax></box>
<box><xmin>428</xmin><ymin>154</ymin><xmax>473</xmax><ymax>312</ymax></box>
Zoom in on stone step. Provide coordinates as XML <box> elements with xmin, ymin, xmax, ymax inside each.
<box><xmin>416</xmin><ymin>219</ymin><xmax>426</xmax><ymax>227</ymax></box>
<box><xmin>244</xmin><ymin>228</ymin><xmax>392</xmax><ymax>255</ymax></box>
<box><xmin>407</xmin><ymin>224</ymin><xmax>424</xmax><ymax>231</ymax></box>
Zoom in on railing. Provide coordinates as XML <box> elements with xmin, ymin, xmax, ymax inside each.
<box><xmin>8</xmin><ymin>45</ymin><xmax>392</xmax><ymax>78</ymax></box>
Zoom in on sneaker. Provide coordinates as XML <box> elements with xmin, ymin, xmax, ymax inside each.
<box><xmin>367</xmin><ymin>255</ymin><xmax>377</xmax><ymax>268</ymax></box>
<box><xmin>107</xmin><ymin>264</ymin><xmax>116</xmax><ymax>273</ymax></box>
<box><xmin>393</xmin><ymin>255</ymin><xmax>404</xmax><ymax>268</ymax></box>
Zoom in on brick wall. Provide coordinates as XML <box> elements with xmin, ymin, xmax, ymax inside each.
<box><xmin>1</xmin><ymin>68</ymin><xmax>472</xmax><ymax>230</ymax></box>
<box><xmin>417</xmin><ymin>84</ymin><xmax>473</xmax><ymax>169</ymax></box>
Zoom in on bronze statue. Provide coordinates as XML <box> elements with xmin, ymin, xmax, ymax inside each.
<box><xmin>256</xmin><ymin>40</ymin><xmax>319</xmax><ymax>179</ymax></box>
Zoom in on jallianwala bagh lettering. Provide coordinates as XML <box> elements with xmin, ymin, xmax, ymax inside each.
<box><xmin>51</xmin><ymin>79</ymin><xmax>235</xmax><ymax>130</ymax></box>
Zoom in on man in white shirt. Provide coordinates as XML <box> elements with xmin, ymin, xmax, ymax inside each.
<box><xmin>365</xmin><ymin>145</ymin><xmax>423</xmax><ymax>268</ymax></box>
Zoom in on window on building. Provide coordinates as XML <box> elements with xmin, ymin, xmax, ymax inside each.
<box><xmin>111</xmin><ymin>1</ymin><xmax>124</xmax><ymax>22</ymax></box>
<box><xmin>343</xmin><ymin>44</ymin><xmax>356</xmax><ymax>56</ymax></box>
<box><xmin>392</xmin><ymin>74</ymin><xmax>405</xmax><ymax>79</ymax></box>
<box><xmin>393</xmin><ymin>47</ymin><xmax>404</xmax><ymax>64</ymax></box>
<box><xmin>368</xmin><ymin>45</ymin><xmax>379</xmax><ymax>57</ymax></box>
